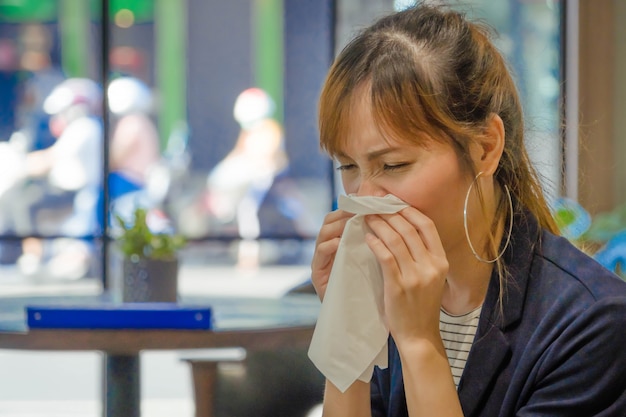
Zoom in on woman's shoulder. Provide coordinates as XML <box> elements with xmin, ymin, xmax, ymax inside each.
<box><xmin>532</xmin><ymin>229</ymin><xmax>626</xmax><ymax>304</ymax></box>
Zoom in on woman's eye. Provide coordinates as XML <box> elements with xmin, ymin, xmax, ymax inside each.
<box><xmin>336</xmin><ymin>164</ymin><xmax>356</xmax><ymax>171</ymax></box>
<box><xmin>383</xmin><ymin>163</ymin><xmax>408</xmax><ymax>171</ymax></box>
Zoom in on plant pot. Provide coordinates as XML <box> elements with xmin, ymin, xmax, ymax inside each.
<box><xmin>122</xmin><ymin>257</ymin><xmax>179</xmax><ymax>303</ymax></box>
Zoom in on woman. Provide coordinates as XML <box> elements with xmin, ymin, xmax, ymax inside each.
<box><xmin>310</xmin><ymin>3</ymin><xmax>626</xmax><ymax>416</ymax></box>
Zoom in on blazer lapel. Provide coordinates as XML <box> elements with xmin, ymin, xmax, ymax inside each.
<box><xmin>457</xmin><ymin>324</ymin><xmax>510</xmax><ymax>416</ymax></box>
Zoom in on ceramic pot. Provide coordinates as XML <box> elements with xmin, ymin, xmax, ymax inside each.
<box><xmin>122</xmin><ymin>257</ymin><xmax>179</xmax><ymax>302</ymax></box>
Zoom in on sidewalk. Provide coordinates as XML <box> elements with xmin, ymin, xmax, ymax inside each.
<box><xmin>0</xmin><ymin>351</ymin><xmax>194</xmax><ymax>417</ymax></box>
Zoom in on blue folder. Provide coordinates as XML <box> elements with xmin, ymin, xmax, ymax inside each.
<box><xmin>26</xmin><ymin>303</ymin><xmax>212</xmax><ymax>330</ymax></box>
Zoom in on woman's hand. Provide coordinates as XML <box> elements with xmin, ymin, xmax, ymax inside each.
<box><xmin>364</xmin><ymin>207</ymin><xmax>449</xmax><ymax>345</ymax></box>
<box><xmin>310</xmin><ymin>209</ymin><xmax>354</xmax><ymax>301</ymax></box>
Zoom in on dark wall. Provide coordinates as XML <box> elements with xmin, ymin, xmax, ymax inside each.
<box><xmin>186</xmin><ymin>0</ymin><xmax>253</xmax><ymax>172</ymax></box>
<box><xmin>284</xmin><ymin>0</ymin><xmax>335</xmax><ymax>180</ymax></box>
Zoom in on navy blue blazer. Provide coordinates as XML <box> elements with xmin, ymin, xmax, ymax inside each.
<box><xmin>371</xmin><ymin>209</ymin><xmax>626</xmax><ymax>416</ymax></box>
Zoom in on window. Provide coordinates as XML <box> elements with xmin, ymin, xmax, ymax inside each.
<box><xmin>335</xmin><ymin>0</ymin><xmax>562</xmax><ymax>199</ymax></box>
<box><xmin>0</xmin><ymin>0</ymin><xmax>564</xmax><ymax>294</ymax></box>
<box><xmin>0</xmin><ymin>1</ymin><xmax>335</xmax><ymax>292</ymax></box>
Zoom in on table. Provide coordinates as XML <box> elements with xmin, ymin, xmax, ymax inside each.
<box><xmin>0</xmin><ymin>293</ymin><xmax>320</xmax><ymax>417</ymax></box>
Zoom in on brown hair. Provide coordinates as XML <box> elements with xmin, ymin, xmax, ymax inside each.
<box><xmin>319</xmin><ymin>3</ymin><xmax>559</xmax><ymax>237</ymax></box>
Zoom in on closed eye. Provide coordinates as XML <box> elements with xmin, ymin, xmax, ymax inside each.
<box><xmin>383</xmin><ymin>163</ymin><xmax>409</xmax><ymax>171</ymax></box>
<box><xmin>336</xmin><ymin>163</ymin><xmax>356</xmax><ymax>171</ymax></box>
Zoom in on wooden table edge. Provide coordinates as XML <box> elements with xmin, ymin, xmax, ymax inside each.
<box><xmin>0</xmin><ymin>325</ymin><xmax>315</xmax><ymax>353</ymax></box>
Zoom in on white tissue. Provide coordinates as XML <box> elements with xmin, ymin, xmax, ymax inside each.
<box><xmin>308</xmin><ymin>194</ymin><xmax>409</xmax><ymax>393</ymax></box>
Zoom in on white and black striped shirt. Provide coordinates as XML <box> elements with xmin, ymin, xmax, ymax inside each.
<box><xmin>439</xmin><ymin>306</ymin><xmax>482</xmax><ymax>389</ymax></box>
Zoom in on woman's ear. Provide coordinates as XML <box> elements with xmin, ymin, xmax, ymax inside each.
<box><xmin>469</xmin><ymin>113</ymin><xmax>505</xmax><ymax>176</ymax></box>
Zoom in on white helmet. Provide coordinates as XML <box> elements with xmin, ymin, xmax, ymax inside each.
<box><xmin>107</xmin><ymin>76</ymin><xmax>153</xmax><ymax>115</ymax></box>
<box><xmin>43</xmin><ymin>78</ymin><xmax>102</xmax><ymax>115</ymax></box>
<box><xmin>233</xmin><ymin>87</ymin><xmax>275</xmax><ymax>129</ymax></box>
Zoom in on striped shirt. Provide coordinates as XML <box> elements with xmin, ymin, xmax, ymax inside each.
<box><xmin>439</xmin><ymin>305</ymin><xmax>482</xmax><ymax>389</ymax></box>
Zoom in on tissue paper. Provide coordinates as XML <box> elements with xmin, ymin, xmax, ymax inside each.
<box><xmin>308</xmin><ymin>194</ymin><xmax>409</xmax><ymax>392</ymax></box>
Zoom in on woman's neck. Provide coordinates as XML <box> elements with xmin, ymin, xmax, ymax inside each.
<box><xmin>442</xmin><ymin>185</ymin><xmax>506</xmax><ymax>315</ymax></box>
<box><xmin>441</xmin><ymin>249</ymin><xmax>494</xmax><ymax>316</ymax></box>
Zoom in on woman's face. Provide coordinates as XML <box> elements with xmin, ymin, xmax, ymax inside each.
<box><xmin>336</xmin><ymin>90</ymin><xmax>472</xmax><ymax>254</ymax></box>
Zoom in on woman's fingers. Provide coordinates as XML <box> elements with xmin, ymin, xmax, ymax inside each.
<box><xmin>366</xmin><ymin>214</ymin><xmax>414</xmax><ymax>273</ymax></box>
<box><xmin>369</xmin><ymin>207</ymin><xmax>445</xmax><ymax>262</ymax></box>
<box><xmin>315</xmin><ymin>209</ymin><xmax>353</xmax><ymax>245</ymax></box>
<box><xmin>310</xmin><ymin>209</ymin><xmax>354</xmax><ymax>300</ymax></box>
<box><xmin>364</xmin><ymin>209</ymin><xmax>429</xmax><ymax>268</ymax></box>
<box><xmin>397</xmin><ymin>207</ymin><xmax>446</xmax><ymax>258</ymax></box>
<box><xmin>364</xmin><ymin>207</ymin><xmax>449</xmax><ymax>342</ymax></box>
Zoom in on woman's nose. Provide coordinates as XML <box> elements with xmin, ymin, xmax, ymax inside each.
<box><xmin>356</xmin><ymin>177</ymin><xmax>386</xmax><ymax>197</ymax></box>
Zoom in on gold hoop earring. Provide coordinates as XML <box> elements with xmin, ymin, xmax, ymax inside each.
<box><xmin>463</xmin><ymin>172</ymin><xmax>513</xmax><ymax>264</ymax></box>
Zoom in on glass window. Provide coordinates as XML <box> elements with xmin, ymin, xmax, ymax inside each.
<box><xmin>0</xmin><ymin>1</ymin><xmax>334</xmax><ymax>293</ymax></box>
<box><xmin>0</xmin><ymin>0</ymin><xmax>104</xmax><ymax>288</ymax></box>
<box><xmin>0</xmin><ymin>0</ymin><xmax>562</xmax><ymax>294</ymax></box>
<box><xmin>336</xmin><ymin>0</ymin><xmax>562</xmax><ymax>199</ymax></box>
<box><xmin>456</xmin><ymin>0</ymin><xmax>562</xmax><ymax>200</ymax></box>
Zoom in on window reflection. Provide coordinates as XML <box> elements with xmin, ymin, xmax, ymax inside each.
<box><xmin>0</xmin><ymin>6</ymin><xmax>103</xmax><ymax>281</ymax></box>
<box><xmin>0</xmin><ymin>1</ymin><xmax>331</xmax><ymax>287</ymax></box>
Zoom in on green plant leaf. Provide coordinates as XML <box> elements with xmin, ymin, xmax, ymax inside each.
<box><xmin>115</xmin><ymin>207</ymin><xmax>186</xmax><ymax>260</ymax></box>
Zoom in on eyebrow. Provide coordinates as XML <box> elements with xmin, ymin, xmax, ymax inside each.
<box><xmin>336</xmin><ymin>147</ymin><xmax>404</xmax><ymax>161</ymax></box>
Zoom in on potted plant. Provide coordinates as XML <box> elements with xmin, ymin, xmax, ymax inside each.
<box><xmin>114</xmin><ymin>207</ymin><xmax>186</xmax><ymax>302</ymax></box>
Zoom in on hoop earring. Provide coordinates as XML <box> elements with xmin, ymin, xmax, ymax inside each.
<box><xmin>463</xmin><ymin>172</ymin><xmax>513</xmax><ymax>264</ymax></box>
